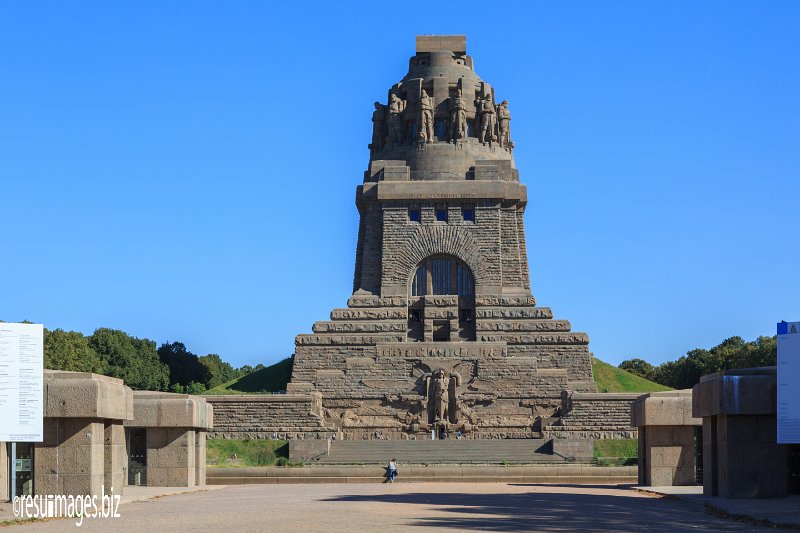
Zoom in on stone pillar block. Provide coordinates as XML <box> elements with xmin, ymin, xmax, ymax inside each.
<box><xmin>694</xmin><ymin>367</ymin><xmax>790</xmax><ymax>498</ymax></box>
<box><xmin>632</xmin><ymin>390</ymin><xmax>700</xmax><ymax>487</ymax></box>
<box><xmin>0</xmin><ymin>442</ymin><xmax>7</xmax><ymax>502</ymax></box>
<box><xmin>104</xmin><ymin>422</ymin><xmax>126</xmax><ymax>493</ymax></box>
<box><xmin>35</xmin><ymin>418</ymin><xmax>105</xmax><ymax>498</ymax></box>
<box><xmin>644</xmin><ymin>426</ymin><xmax>696</xmax><ymax>486</ymax></box>
<box><xmin>146</xmin><ymin>428</ymin><xmax>196</xmax><ymax>487</ymax></box>
<box><xmin>195</xmin><ymin>431</ymin><xmax>206</xmax><ymax>486</ymax></box>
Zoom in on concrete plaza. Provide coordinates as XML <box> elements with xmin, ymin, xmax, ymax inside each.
<box><xmin>2</xmin><ymin>483</ymin><xmax>792</xmax><ymax>532</ymax></box>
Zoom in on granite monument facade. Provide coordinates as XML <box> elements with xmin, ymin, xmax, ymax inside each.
<box><xmin>279</xmin><ymin>36</ymin><xmax>632</xmax><ymax>440</ymax></box>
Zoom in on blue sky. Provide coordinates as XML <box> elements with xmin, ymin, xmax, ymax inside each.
<box><xmin>1</xmin><ymin>2</ymin><xmax>798</xmax><ymax>368</ymax></box>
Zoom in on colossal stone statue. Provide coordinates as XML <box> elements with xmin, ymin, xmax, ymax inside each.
<box><xmin>476</xmin><ymin>95</ymin><xmax>496</xmax><ymax>145</ymax></box>
<box><xmin>387</xmin><ymin>94</ymin><xmax>406</xmax><ymax>144</ymax></box>
<box><xmin>432</xmin><ymin>369</ymin><xmax>449</xmax><ymax>422</ymax></box>
<box><xmin>419</xmin><ymin>89</ymin><xmax>434</xmax><ymax>143</ymax></box>
<box><xmin>496</xmin><ymin>100</ymin><xmax>511</xmax><ymax>149</ymax></box>
<box><xmin>449</xmin><ymin>88</ymin><xmax>467</xmax><ymax>142</ymax></box>
<box><xmin>371</xmin><ymin>102</ymin><xmax>387</xmax><ymax>154</ymax></box>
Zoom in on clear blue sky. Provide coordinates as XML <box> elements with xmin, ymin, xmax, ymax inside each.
<box><xmin>1</xmin><ymin>2</ymin><xmax>798</xmax><ymax>369</ymax></box>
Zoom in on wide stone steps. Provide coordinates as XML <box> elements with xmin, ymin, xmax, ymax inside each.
<box><xmin>207</xmin><ymin>464</ymin><xmax>638</xmax><ymax>485</ymax></box>
<box><xmin>316</xmin><ymin>439</ymin><xmax>572</xmax><ymax>464</ymax></box>
<box><xmin>561</xmin><ymin>415</ymin><xmax>632</xmax><ymax>425</ymax></box>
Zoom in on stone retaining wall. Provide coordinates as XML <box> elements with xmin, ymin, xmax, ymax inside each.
<box><xmin>204</xmin><ymin>394</ymin><xmax>333</xmax><ymax>440</ymax></box>
<box><xmin>206</xmin><ymin>464</ymin><xmax>638</xmax><ymax>484</ymax></box>
<box><xmin>544</xmin><ymin>392</ymin><xmax>640</xmax><ymax>440</ymax></box>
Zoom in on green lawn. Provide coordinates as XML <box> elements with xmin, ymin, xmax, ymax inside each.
<box><xmin>594</xmin><ymin>438</ymin><xmax>638</xmax><ymax>466</ymax></box>
<box><xmin>592</xmin><ymin>358</ymin><xmax>671</xmax><ymax>393</ymax></box>
<box><xmin>205</xmin><ymin>357</ymin><xmax>293</xmax><ymax>395</ymax></box>
<box><xmin>206</xmin><ymin>439</ymin><xmax>295</xmax><ymax>467</ymax></box>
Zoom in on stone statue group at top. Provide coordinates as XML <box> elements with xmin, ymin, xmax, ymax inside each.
<box><xmin>371</xmin><ymin>88</ymin><xmax>512</xmax><ymax>154</ymax></box>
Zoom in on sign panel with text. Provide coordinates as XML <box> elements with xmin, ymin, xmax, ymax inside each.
<box><xmin>0</xmin><ymin>323</ymin><xmax>43</xmax><ymax>442</ymax></box>
<box><xmin>778</xmin><ymin>321</ymin><xmax>800</xmax><ymax>444</ymax></box>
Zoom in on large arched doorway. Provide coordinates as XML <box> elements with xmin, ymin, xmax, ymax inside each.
<box><xmin>408</xmin><ymin>255</ymin><xmax>475</xmax><ymax>341</ymax></box>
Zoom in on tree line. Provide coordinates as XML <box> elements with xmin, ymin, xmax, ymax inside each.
<box><xmin>41</xmin><ymin>326</ymin><xmax>266</xmax><ymax>393</ymax></box>
<box><xmin>618</xmin><ymin>335</ymin><xmax>777</xmax><ymax>390</ymax></box>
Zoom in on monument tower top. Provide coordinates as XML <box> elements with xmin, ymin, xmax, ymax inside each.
<box><xmin>367</xmin><ymin>34</ymin><xmax>515</xmax><ymax>182</ymax></box>
<box><xmin>415</xmin><ymin>35</ymin><xmax>466</xmax><ymax>53</ymax></box>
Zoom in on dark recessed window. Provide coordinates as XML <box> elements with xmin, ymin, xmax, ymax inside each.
<box><xmin>462</xmin><ymin>207</ymin><xmax>475</xmax><ymax>222</ymax></box>
<box><xmin>435</xmin><ymin>120</ymin><xmax>446</xmax><ymax>140</ymax></box>
<box><xmin>435</xmin><ymin>206</ymin><xmax>448</xmax><ymax>222</ymax></box>
<box><xmin>409</xmin><ymin>208</ymin><xmax>421</xmax><ymax>223</ymax></box>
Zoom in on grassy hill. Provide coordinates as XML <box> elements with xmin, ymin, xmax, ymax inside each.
<box><xmin>205</xmin><ymin>354</ymin><xmax>669</xmax><ymax>395</ymax></box>
<box><xmin>205</xmin><ymin>357</ymin><xmax>293</xmax><ymax>394</ymax></box>
<box><xmin>592</xmin><ymin>358</ymin><xmax>671</xmax><ymax>393</ymax></box>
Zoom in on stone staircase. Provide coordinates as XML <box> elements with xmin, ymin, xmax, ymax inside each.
<box><xmin>207</xmin><ymin>464</ymin><xmax>638</xmax><ymax>485</ymax></box>
<box><xmin>544</xmin><ymin>392</ymin><xmax>640</xmax><ymax>440</ymax></box>
<box><xmin>316</xmin><ymin>439</ymin><xmax>575</xmax><ymax>465</ymax></box>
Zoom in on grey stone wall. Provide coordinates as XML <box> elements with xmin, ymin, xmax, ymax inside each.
<box><xmin>205</xmin><ymin>395</ymin><xmax>332</xmax><ymax>440</ymax></box>
<box><xmin>544</xmin><ymin>392</ymin><xmax>639</xmax><ymax>440</ymax></box>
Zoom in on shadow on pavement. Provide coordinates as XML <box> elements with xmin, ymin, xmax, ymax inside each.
<box><xmin>324</xmin><ymin>487</ymin><xmax>781</xmax><ymax>532</ymax></box>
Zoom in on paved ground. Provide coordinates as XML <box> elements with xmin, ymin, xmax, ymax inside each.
<box><xmin>0</xmin><ymin>486</ymin><xmax>225</xmax><ymax>522</ymax></box>
<box><xmin>2</xmin><ymin>483</ymin><xmax>793</xmax><ymax>532</ymax></box>
<box><xmin>637</xmin><ymin>485</ymin><xmax>800</xmax><ymax>528</ymax></box>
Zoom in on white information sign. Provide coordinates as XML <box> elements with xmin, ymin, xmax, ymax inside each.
<box><xmin>0</xmin><ymin>323</ymin><xmax>44</xmax><ymax>442</ymax></box>
<box><xmin>778</xmin><ymin>321</ymin><xmax>800</xmax><ymax>444</ymax></box>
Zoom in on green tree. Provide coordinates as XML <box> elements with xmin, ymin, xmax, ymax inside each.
<box><xmin>89</xmin><ymin>328</ymin><xmax>170</xmax><ymax>391</ymax></box>
<box><xmin>158</xmin><ymin>342</ymin><xmax>210</xmax><ymax>388</ymax></box>
<box><xmin>235</xmin><ymin>363</ymin><xmax>266</xmax><ymax>379</ymax></box>
<box><xmin>199</xmin><ymin>354</ymin><xmax>236</xmax><ymax>388</ymax></box>
<box><xmin>644</xmin><ymin>335</ymin><xmax>778</xmax><ymax>389</ymax></box>
<box><xmin>171</xmin><ymin>381</ymin><xmax>206</xmax><ymax>395</ymax></box>
<box><xmin>43</xmin><ymin>328</ymin><xmax>107</xmax><ymax>373</ymax></box>
<box><xmin>618</xmin><ymin>358</ymin><xmax>655</xmax><ymax>381</ymax></box>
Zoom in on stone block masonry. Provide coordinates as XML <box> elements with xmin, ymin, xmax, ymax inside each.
<box><xmin>544</xmin><ymin>392</ymin><xmax>640</xmax><ymax>440</ymax></box>
<box><xmin>632</xmin><ymin>390</ymin><xmax>701</xmax><ymax>487</ymax></box>
<box><xmin>205</xmin><ymin>394</ymin><xmax>333</xmax><ymax>440</ymax></box>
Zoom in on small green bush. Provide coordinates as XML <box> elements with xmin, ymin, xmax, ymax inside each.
<box><xmin>275</xmin><ymin>457</ymin><xmax>303</xmax><ymax>467</ymax></box>
<box><xmin>252</xmin><ymin>448</ymin><xmax>276</xmax><ymax>465</ymax></box>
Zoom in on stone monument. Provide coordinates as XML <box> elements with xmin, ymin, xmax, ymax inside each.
<box><xmin>283</xmin><ymin>35</ymin><xmax>619</xmax><ymax>440</ymax></box>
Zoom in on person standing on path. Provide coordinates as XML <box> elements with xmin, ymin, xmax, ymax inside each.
<box><xmin>388</xmin><ymin>458</ymin><xmax>397</xmax><ymax>483</ymax></box>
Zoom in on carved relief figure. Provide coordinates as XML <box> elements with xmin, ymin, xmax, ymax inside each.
<box><xmin>419</xmin><ymin>89</ymin><xmax>434</xmax><ymax>143</ymax></box>
<box><xmin>388</xmin><ymin>94</ymin><xmax>406</xmax><ymax>144</ymax></box>
<box><xmin>449</xmin><ymin>88</ymin><xmax>467</xmax><ymax>142</ymax></box>
<box><xmin>476</xmin><ymin>95</ymin><xmax>496</xmax><ymax>145</ymax></box>
<box><xmin>433</xmin><ymin>369</ymin><xmax>449</xmax><ymax>421</ymax></box>
<box><xmin>496</xmin><ymin>100</ymin><xmax>511</xmax><ymax>148</ymax></box>
<box><xmin>370</xmin><ymin>102</ymin><xmax>387</xmax><ymax>154</ymax></box>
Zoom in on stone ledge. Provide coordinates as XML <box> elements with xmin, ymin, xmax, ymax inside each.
<box><xmin>569</xmin><ymin>393</ymin><xmax>643</xmax><ymax>401</ymax></box>
<box><xmin>475</xmin><ymin>308</ymin><xmax>553</xmax><ymax>319</ymax></box>
<box><xmin>203</xmin><ymin>394</ymin><xmax>315</xmax><ymax>402</ymax></box>
<box><xmin>373</xmin><ymin>181</ymin><xmax>527</xmax><ymax>202</ymax></box>
<box><xmin>44</xmin><ymin>369</ymin><xmax>133</xmax><ymax>420</ymax></box>
<box><xmin>631</xmin><ymin>390</ymin><xmax>700</xmax><ymax>427</ymax></box>
<box><xmin>127</xmin><ymin>391</ymin><xmax>213</xmax><ymax>429</ymax></box>
<box><xmin>477</xmin><ymin>333</ymin><xmax>589</xmax><ymax>345</ymax></box>
<box><xmin>692</xmin><ymin>367</ymin><xmax>776</xmax><ymax>417</ymax></box>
